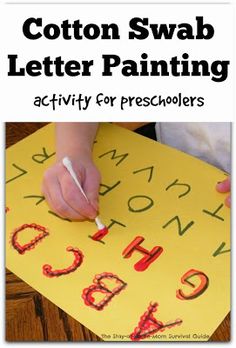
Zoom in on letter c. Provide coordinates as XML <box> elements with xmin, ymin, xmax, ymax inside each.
<box><xmin>22</xmin><ymin>17</ymin><xmax>42</xmax><ymax>40</ymax></box>
<box><xmin>42</xmin><ymin>96</ymin><xmax>49</xmax><ymax>106</ymax></box>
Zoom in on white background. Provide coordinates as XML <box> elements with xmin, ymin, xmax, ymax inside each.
<box><xmin>0</xmin><ymin>1</ymin><xmax>234</xmax><ymax>121</ymax></box>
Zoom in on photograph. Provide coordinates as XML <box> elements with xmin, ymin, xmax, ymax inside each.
<box><xmin>2</xmin><ymin>0</ymin><xmax>233</xmax><ymax>343</ymax></box>
<box><xmin>5</xmin><ymin>122</ymin><xmax>230</xmax><ymax>341</ymax></box>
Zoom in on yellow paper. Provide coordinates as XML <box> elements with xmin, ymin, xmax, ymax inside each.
<box><xmin>6</xmin><ymin>123</ymin><xmax>230</xmax><ymax>341</ymax></box>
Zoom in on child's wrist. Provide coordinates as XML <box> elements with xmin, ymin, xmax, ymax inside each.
<box><xmin>56</xmin><ymin>145</ymin><xmax>93</xmax><ymax>162</ymax></box>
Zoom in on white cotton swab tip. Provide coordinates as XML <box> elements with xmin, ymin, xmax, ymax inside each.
<box><xmin>95</xmin><ymin>217</ymin><xmax>105</xmax><ymax>230</ymax></box>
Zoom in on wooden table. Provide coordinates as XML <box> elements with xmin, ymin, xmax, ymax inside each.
<box><xmin>5</xmin><ymin>122</ymin><xmax>230</xmax><ymax>341</ymax></box>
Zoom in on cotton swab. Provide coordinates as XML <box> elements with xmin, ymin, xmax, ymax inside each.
<box><xmin>62</xmin><ymin>157</ymin><xmax>88</xmax><ymax>201</ymax></box>
<box><xmin>62</xmin><ymin>156</ymin><xmax>108</xmax><ymax>240</ymax></box>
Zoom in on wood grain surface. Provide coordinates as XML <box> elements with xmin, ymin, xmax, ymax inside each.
<box><xmin>5</xmin><ymin>122</ymin><xmax>230</xmax><ymax>341</ymax></box>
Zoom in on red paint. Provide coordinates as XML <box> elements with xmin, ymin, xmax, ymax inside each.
<box><xmin>91</xmin><ymin>227</ymin><xmax>109</xmax><ymax>241</ymax></box>
<box><xmin>11</xmin><ymin>223</ymin><xmax>49</xmax><ymax>254</ymax></box>
<box><xmin>176</xmin><ymin>269</ymin><xmax>209</xmax><ymax>300</ymax></box>
<box><xmin>82</xmin><ymin>272</ymin><xmax>127</xmax><ymax>310</ymax></box>
<box><xmin>130</xmin><ymin>302</ymin><xmax>182</xmax><ymax>341</ymax></box>
<box><xmin>122</xmin><ymin>236</ymin><xmax>163</xmax><ymax>271</ymax></box>
<box><xmin>42</xmin><ymin>246</ymin><xmax>84</xmax><ymax>277</ymax></box>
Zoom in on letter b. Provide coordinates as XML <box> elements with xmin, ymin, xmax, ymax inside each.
<box><xmin>82</xmin><ymin>272</ymin><xmax>127</xmax><ymax>310</ymax></box>
<box><xmin>196</xmin><ymin>16</ymin><xmax>214</xmax><ymax>40</ymax></box>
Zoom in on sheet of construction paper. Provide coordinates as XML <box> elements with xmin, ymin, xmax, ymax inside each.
<box><xmin>5</xmin><ymin>123</ymin><xmax>230</xmax><ymax>341</ymax></box>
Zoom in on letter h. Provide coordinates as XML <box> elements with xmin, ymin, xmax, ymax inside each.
<box><xmin>122</xmin><ymin>236</ymin><xmax>163</xmax><ymax>271</ymax></box>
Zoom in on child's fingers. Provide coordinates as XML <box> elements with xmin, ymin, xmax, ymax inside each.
<box><xmin>60</xmin><ymin>170</ymin><xmax>97</xmax><ymax>219</ymax></box>
<box><xmin>216</xmin><ymin>177</ymin><xmax>230</xmax><ymax>193</ymax></box>
<box><xmin>225</xmin><ymin>195</ymin><xmax>231</xmax><ymax>208</ymax></box>
<box><xmin>43</xmin><ymin>171</ymin><xmax>87</xmax><ymax>221</ymax></box>
<box><xmin>215</xmin><ymin>177</ymin><xmax>231</xmax><ymax>208</ymax></box>
<box><xmin>45</xmin><ymin>181</ymin><xmax>87</xmax><ymax>220</ymax></box>
<box><xmin>84</xmin><ymin>167</ymin><xmax>101</xmax><ymax>213</ymax></box>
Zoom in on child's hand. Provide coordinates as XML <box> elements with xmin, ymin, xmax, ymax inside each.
<box><xmin>216</xmin><ymin>176</ymin><xmax>231</xmax><ymax>208</ymax></box>
<box><xmin>42</xmin><ymin>155</ymin><xmax>101</xmax><ymax>221</ymax></box>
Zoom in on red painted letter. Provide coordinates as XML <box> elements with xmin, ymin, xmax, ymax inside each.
<box><xmin>122</xmin><ymin>236</ymin><xmax>163</xmax><ymax>271</ymax></box>
<box><xmin>11</xmin><ymin>223</ymin><xmax>49</xmax><ymax>254</ymax></box>
<box><xmin>176</xmin><ymin>269</ymin><xmax>209</xmax><ymax>300</ymax></box>
<box><xmin>130</xmin><ymin>302</ymin><xmax>182</xmax><ymax>341</ymax></box>
<box><xmin>82</xmin><ymin>272</ymin><xmax>127</xmax><ymax>310</ymax></box>
<box><xmin>43</xmin><ymin>246</ymin><xmax>84</xmax><ymax>277</ymax></box>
